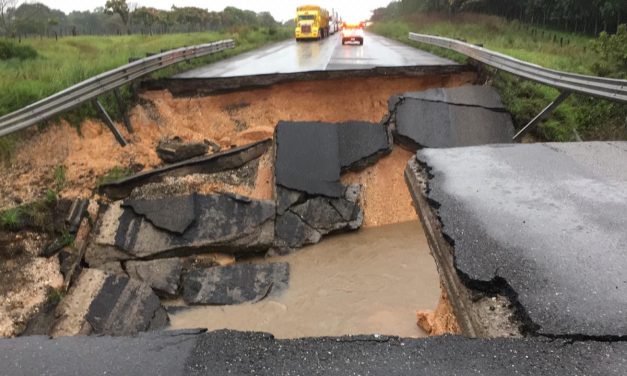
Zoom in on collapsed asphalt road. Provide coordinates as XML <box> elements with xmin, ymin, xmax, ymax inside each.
<box><xmin>411</xmin><ymin>142</ymin><xmax>627</xmax><ymax>338</ymax></box>
<box><xmin>1</xmin><ymin>329</ymin><xmax>625</xmax><ymax>375</ymax></box>
<box><xmin>176</xmin><ymin>33</ymin><xmax>454</xmax><ymax>78</ymax></box>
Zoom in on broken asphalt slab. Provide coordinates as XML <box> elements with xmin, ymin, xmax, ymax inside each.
<box><xmin>274</xmin><ymin>185</ymin><xmax>363</xmax><ymax>251</ymax></box>
<box><xmin>272</xmin><ymin>121</ymin><xmax>386</xmax><ymax>252</ymax></box>
<box><xmin>1</xmin><ymin>330</ymin><xmax>626</xmax><ymax>375</ymax></box>
<box><xmin>390</xmin><ymin>85</ymin><xmax>514</xmax><ymax>149</ymax></box>
<box><xmin>182</xmin><ymin>262</ymin><xmax>289</xmax><ymax>305</ymax></box>
<box><xmin>52</xmin><ymin>269</ymin><xmax>168</xmax><ymax>337</ymax></box>
<box><xmin>123</xmin><ymin>195</ymin><xmax>196</xmax><ymax>234</ymax></box>
<box><xmin>413</xmin><ymin>142</ymin><xmax>627</xmax><ymax>337</ymax></box>
<box><xmin>275</xmin><ymin>121</ymin><xmax>391</xmax><ymax>197</ymax></box>
<box><xmin>99</xmin><ymin>139</ymin><xmax>270</xmax><ymax>200</ymax></box>
<box><xmin>86</xmin><ymin>193</ymin><xmax>275</xmax><ymax>265</ymax></box>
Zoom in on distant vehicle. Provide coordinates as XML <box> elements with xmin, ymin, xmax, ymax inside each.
<box><xmin>294</xmin><ymin>5</ymin><xmax>330</xmax><ymax>41</ymax></box>
<box><xmin>341</xmin><ymin>23</ymin><xmax>364</xmax><ymax>45</ymax></box>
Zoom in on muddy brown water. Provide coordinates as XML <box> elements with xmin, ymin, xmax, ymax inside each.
<box><xmin>167</xmin><ymin>220</ymin><xmax>441</xmax><ymax>339</ymax></box>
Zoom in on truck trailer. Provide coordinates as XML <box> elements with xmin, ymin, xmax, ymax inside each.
<box><xmin>295</xmin><ymin>5</ymin><xmax>330</xmax><ymax>41</ymax></box>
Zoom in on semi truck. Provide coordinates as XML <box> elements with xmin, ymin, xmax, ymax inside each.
<box><xmin>294</xmin><ymin>5</ymin><xmax>330</xmax><ymax>41</ymax></box>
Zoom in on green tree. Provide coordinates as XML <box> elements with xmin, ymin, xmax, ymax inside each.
<box><xmin>104</xmin><ymin>0</ymin><xmax>130</xmax><ymax>34</ymax></box>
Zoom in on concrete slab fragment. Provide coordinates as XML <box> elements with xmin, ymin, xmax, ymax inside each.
<box><xmin>182</xmin><ymin>263</ymin><xmax>289</xmax><ymax>305</ymax></box>
<box><xmin>416</xmin><ymin>142</ymin><xmax>627</xmax><ymax>337</ymax></box>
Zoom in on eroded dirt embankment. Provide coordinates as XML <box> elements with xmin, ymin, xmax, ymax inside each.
<box><xmin>0</xmin><ymin>71</ymin><xmax>476</xmax><ymax>338</ymax></box>
<box><xmin>0</xmin><ymin>72</ymin><xmax>474</xmax><ymax>217</ymax></box>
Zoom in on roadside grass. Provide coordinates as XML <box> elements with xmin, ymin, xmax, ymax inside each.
<box><xmin>0</xmin><ymin>207</ymin><xmax>21</xmax><ymax>230</ymax></box>
<box><xmin>370</xmin><ymin>13</ymin><xmax>627</xmax><ymax>141</ymax></box>
<box><xmin>0</xmin><ymin>26</ymin><xmax>291</xmax><ymax>164</ymax></box>
<box><xmin>96</xmin><ymin>166</ymin><xmax>134</xmax><ymax>186</ymax></box>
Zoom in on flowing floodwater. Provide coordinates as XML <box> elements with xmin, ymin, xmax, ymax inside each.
<box><xmin>167</xmin><ymin>220</ymin><xmax>441</xmax><ymax>338</ymax></box>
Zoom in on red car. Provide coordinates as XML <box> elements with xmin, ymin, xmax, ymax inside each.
<box><xmin>341</xmin><ymin>23</ymin><xmax>364</xmax><ymax>45</ymax></box>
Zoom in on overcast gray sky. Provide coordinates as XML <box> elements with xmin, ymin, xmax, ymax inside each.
<box><xmin>35</xmin><ymin>0</ymin><xmax>392</xmax><ymax>23</ymax></box>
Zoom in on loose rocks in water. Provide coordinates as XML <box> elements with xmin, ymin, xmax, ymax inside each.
<box><xmin>182</xmin><ymin>263</ymin><xmax>289</xmax><ymax>305</ymax></box>
<box><xmin>86</xmin><ymin>193</ymin><xmax>275</xmax><ymax>265</ymax></box>
<box><xmin>125</xmin><ymin>258</ymin><xmax>183</xmax><ymax>297</ymax></box>
<box><xmin>156</xmin><ymin>137</ymin><xmax>210</xmax><ymax>163</ymax></box>
<box><xmin>389</xmin><ymin>85</ymin><xmax>514</xmax><ymax>150</ymax></box>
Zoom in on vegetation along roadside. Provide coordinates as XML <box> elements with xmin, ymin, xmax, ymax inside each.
<box><xmin>0</xmin><ymin>3</ymin><xmax>291</xmax><ymax>164</ymax></box>
<box><xmin>370</xmin><ymin>2</ymin><xmax>627</xmax><ymax>142</ymax></box>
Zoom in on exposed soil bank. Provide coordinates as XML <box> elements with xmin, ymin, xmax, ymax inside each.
<box><xmin>0</xmin><ymin>233</ymin><xmax>63</xmax><ymax>337</ymax></box>
<box><xmin>167</xmin><ymin>220</ymin><xmax>441</xmax><ymax>339</ymax></box>
<box><xmin>0</xmin><ymin>73</ymin><xmax>474</xmax><ymax>210</ymax></box>
<box><xmin>416</xmin><ymin>290</ymin><xmax>461</xmax><ymax>336</ymax></box>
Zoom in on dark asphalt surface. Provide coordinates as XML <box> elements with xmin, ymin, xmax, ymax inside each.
<box><xmin>1</xmin><ymin>330</ymin><xmax>626</xmax><ymax>375</ymax></box>
<box><xmin>274</xmin><ymin>121</ymin><xmax>390</xmax><ymax>197</ymax></box>
<box><xmin>176</xmin><ymin>32</ymin><xmax>454</xmax><ymax>78</ymax></box>
<box><xmin>392</xmin><ymin>85</ymin><xmax>514</xmax><ymax>149</ymax></box>
<box><xmin>417</xmin><ymin>142</ymin><xmax>627</xmax><ymax>337</ymax></box>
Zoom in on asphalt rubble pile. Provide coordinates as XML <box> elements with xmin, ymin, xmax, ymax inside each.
<box><xmin>34</xmin><ymin>119</ymin><xmax>394</xmax><ymax>337</ymax></box>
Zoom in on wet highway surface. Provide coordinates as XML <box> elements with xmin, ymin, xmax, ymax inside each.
<box><xmin>2</xmin><ymin>329</ymin><xmax>626</xmax><ymax>375</ymax></box>
<box><xmin>416</xmin><ymin>142</ymin><xmax>627</xmax><ymax>337</ymax></box>
<box><xmin>177</xmin><ymin>32</ymin><xmax>454</xmax><ymax>78</ymax></box>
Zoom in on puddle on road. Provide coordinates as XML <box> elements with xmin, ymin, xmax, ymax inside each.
<box><xmin>167</xmin><ymin>220</ymin><xmax>441</xmax><ymax>339</ymax></box>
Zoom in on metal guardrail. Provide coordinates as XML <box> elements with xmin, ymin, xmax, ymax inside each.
<box><xmin>409</xmin><ymin>32</ymin><xmax>626</xmax><ymax>140</ymax></box>
<box><xmin>408</xmin><ymin>33</ymin><xmax>627</xmax><ymax>103</ymax></box>
<box><xmin>0</xmin><ymin>39</ymin><xmax>235</xmax><ymax>139</ymax></box>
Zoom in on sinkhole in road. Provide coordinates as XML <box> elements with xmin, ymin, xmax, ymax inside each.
<box><xmin>167</xmin><ymin>220</ymin><xmax>442</xmax><ymax>339</ymax></box>
<box><xmin>0</xmin><ymin>70</ymin><xmax>477</xmax><ymax>339</ymax></box>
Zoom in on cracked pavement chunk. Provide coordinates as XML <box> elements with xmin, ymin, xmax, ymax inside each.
<box><xmin>390</xmin><ymin>85</ymin><xmax>514</xmax><ymax>149</ymax></box>
<box><xmin>123</xmin><ymin>194</ymin><xmax>197</xmax><ymax>234</ymax></box>
<box><xmin>416</xmin><ymin>142</ymin><xmax>627</xmax><ymax>337</ymax></box>
<box><xmin>87</xmin><ymin>193</ymin><xmax>275</xmax><ymax>264</ymax></box>
<box><xmin>274</xmin><ymin>121</ymin><xmax>391</xmax><ymax>197</ymax></box>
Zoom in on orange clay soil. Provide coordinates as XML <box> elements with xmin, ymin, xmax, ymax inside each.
<box><xmin>0</xmin><ymin>72</ymin><xmax>475</xmax><ymax>209</ymax></box>
<box><xmin>342</xmin><ymin>147</ymin><xmax>417</xmax><ymax>227</ymax></box>
<box><xmin>416</xmin><ymin>289</ymin><xmax>462</xmax><ymax>336</ymax></box>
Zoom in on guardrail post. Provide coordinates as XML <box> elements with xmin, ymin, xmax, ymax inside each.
<box><xmin>92</xmin><ymin>99</ymin><xmax>128</xmax><ymax>147</ymax></box>
<box><xmin>113</xmin><ymin>88</ymin><xmax>133</xmax><ymax>133</ymax></box>
<box><xmin>513</xmin><ymin>91</ymin><xmax>571</xmax><ymax>141</ymax></box>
